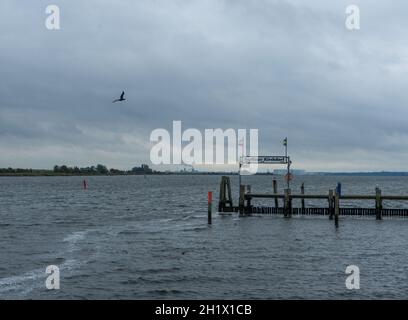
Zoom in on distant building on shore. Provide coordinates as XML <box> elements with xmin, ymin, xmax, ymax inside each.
<box><xmin>131</xmin><ymin>164</ymin><xmax>153</xmax><ymax>174</ymax></box>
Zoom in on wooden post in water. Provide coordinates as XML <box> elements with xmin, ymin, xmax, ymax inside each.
<box><xmin>301</xmin><ymin>183</ymin><xmax>305</xmax><ymax>213</ymax></box>
<box><xmin>227</xmin><ymin>178</ymin><xmax>233</xmax><ymax>209</ymax></box>
<box><xmin>334</xmin><ymin>190</ymin><xmax>339</xmax><ymax>227</ymax></box>
<box><xmin>218</xmin><ymin>176</ymin><xmax>233</xmax><ymax>212</ymax></box>
<box><xmin>284</xmin><ymin>188</ymin><xmax>292</xmax><ymax>217</ymax></box>
<box><xmin>273</xmin><ymin>179</ymin><xmax>278</xmax><ymax>208</ymax></box>
<box><xmin>246</xmin><ymin>185</ymin><xmax>252</xmax><ymax>213</ymax></box>
<box><xmin>329</xmin><ymin>189</ymin><xmax>334</xmax><ymax>220</ymax></box>
<box><xmin>218</xmin><ymin>179</ymin><xmax>224</xmax><ymax>212</ymax></box>
<box><xmin>375</xmin><ymin>187</ymin><xmax>382</xmax><ymax>220</ymax></box>
<box><xmin>239</xmin><ymin>185</ymin><xmax>245</xmax><ymax>215</ymax></box>
<box><xmin>208</xmin><ymin>191</ymin><xmax>213</xmax><ymax>225</ymax></box>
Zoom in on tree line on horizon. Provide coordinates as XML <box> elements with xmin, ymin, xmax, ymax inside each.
<box><xmin>53</xmin><ymin>164</ymin><xmax>154</xmax><ymax>175</ymax></box>
<box><xmin>0</xmin><ymin>164</ymin><xmax>154</xmax><ymax>175</ymax></box>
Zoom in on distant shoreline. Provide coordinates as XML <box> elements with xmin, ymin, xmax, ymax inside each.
<box><xmin>1</xmin><ymin>172</ymin><xmax>408</xmax><ymax>177</ymax></box>
<box><xmin>0</xmin><ymin>172</ymin><xmax>237</xmax><ymax>177</ymax></box>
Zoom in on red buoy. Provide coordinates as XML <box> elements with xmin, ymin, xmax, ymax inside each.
<box><xmin>83</xmin><ymin>180</ymin><xmax>87</xmax><ymax>189</ymax></box>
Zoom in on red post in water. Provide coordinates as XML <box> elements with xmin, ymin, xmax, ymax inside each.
<box><xmin>208</xmin><ymin>191</ymin><xmax>213</xmax><ymax>225</ymax></box>
<box><xmin>83</xmin><ymin>180</ymin><xmax>87</xmax><ymax>190</ymax></box>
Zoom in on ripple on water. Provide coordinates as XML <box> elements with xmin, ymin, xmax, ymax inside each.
<box><xmin>3</xmin><ymin>175</ymin><xmax>408</xmax><ymax>299</ymax></box>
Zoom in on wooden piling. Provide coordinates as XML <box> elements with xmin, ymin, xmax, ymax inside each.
<box><xmin>301</xmin><ymin>183</ymin><xmax>305</xmax><ymax>213</ymax></box>
<box><xmin>284</xmin><ymin>188</ymin><xmax>292</xmax><ymax>217</ymax></box>
<box><xmin>273</xmin><ymin>179</ymin><xmax>278</xmax><ymax>208</ymax></box>
<box><xmin>246</xmin><ymin>185</ymin><xmax>252</xmax><ymax>213</ymax></box>
<box><xmin>218</xmin><ymin>179</ymin><xmax>224</xmax><ymax>212</ymax></box>
<box><xmin>334</xmin><ymin>191</ymin><xmax>339</xmax><ymax>227</ymax></box>
<box><xmin>239</xmin><ymin>185</ymin><xmax>245</xmax><ymax>215</ymax></box>
<box><xmin>375</xmin><ymin>187</ymin><xmax>382</xmax><ymax>220</ymax></box>
<box><xmin>208</xmin><ymin>191</ymin><xmax>212</xmax><ymax>225</ymax></box>
<box><xmin>329</xmin><ymin>189</ymin><xmax>334</xmax><ymax>220</ymax></box>
<box><xmin>218</xmin><ymin>176</ymin><xmax>233</xmax><ymax>212</ymax></box>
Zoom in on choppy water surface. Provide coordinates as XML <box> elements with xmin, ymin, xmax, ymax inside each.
<box><xmin>1</xmin><ymin>175</ymin><xmax>408</xmax><ymax>299</ymax></box>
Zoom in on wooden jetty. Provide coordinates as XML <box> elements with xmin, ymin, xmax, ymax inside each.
<box><xmin>217</xmin><ymin>176</ymin><xmax>408</xmax><ymax>222</ymax></box>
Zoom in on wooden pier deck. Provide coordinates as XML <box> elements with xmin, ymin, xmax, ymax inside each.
<box><xmin>217</xmin><ymin>176</ymin><xmax>408</xmax><ymax>222</ymax></box>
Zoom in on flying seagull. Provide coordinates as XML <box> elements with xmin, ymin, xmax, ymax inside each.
<box><xmin>112</xmin><ymin>91</ymin><xmax>126</xmax><ymax>103</ymax></box>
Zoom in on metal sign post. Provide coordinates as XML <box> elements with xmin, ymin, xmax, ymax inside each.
<box><xmin>238</xmin><ymin>159</ymin><xmax>242</xmax><ymax>192</ymax></box>
<box><xmin>286</xmin><ymin>157</ymin><xmax>291</xmax><ymax>189</ymax></box>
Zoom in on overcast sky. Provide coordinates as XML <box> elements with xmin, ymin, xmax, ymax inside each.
<box><xmin>1</xmin><ymin>0</ymin><xmax>408</xmax><ymax>171</ymax></box>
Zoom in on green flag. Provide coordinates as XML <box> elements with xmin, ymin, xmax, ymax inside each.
<box><xmin>283</xmin><ymin>137</ymin><xmax>287</xmax><ymax>146</ymax></box>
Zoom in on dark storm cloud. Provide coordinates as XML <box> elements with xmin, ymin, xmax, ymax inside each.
<box><xmin>1</xmin><ymin>0</ymin><xmax>408</xmax><ymax>170</ymax></box>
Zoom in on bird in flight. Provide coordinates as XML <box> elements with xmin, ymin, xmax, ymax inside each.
<box><xmin>112</xmin><ymin>91</ymin><xmax>126</xmax><ymax>103</ymax></box>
